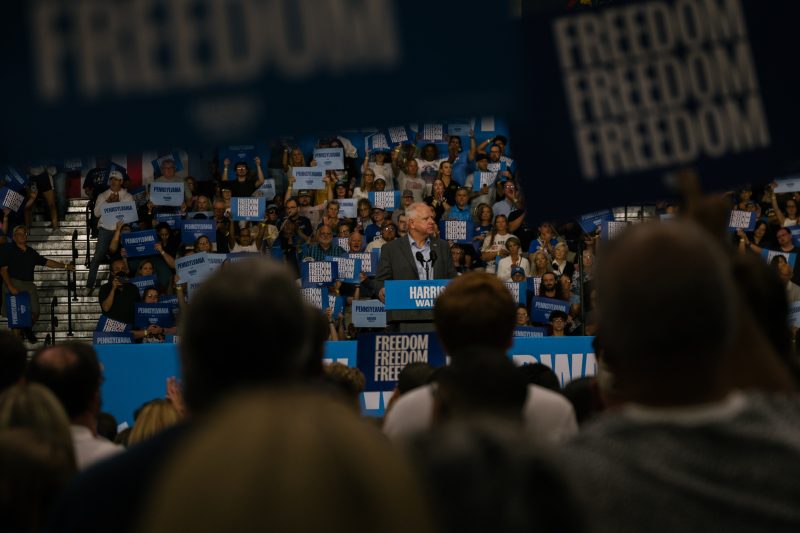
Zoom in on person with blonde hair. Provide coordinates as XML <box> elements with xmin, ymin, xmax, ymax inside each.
<box><xmin>128</xmin><ymin>399</ymin><xmax>182</xmax><ymax>446</ymax></box>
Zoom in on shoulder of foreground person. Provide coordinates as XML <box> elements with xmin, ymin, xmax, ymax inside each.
<box><xmin>383</xmin><ymin>385</ymin><xmax>434</xmax><ymax>442</ymax></box>
<box><xmin>523</xmin><ymin>384</ymin><xmax>578</xmax><ymax>444</ymax></box>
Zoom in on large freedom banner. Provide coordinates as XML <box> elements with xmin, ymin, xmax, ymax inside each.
<box><xmin>517</xmin><ymin>1</ymin><xmax>800</xmax><ymax>219</ymax></box>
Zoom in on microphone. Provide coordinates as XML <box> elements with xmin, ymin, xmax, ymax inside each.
<box><xmin>429</xmin><ymin>250</ymin><xmax>438</xmax><ymax>278</ymax></box>
<box><xmin>415</xmin><ymin>251</ymin><xmax>430</xmax><ymax>280</ymax></box>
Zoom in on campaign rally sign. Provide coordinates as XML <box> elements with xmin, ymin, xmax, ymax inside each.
<box><xmin>326</xmin><ymin>256</ymin><xmax>361</xmax><ymax>284</ymax></box>
<box><xmin>357</xmin><ymin>332</ymin><xmax>447</xmax><ymax>416</ymax></box>
<box><xmin>226</xmin><ymin>251</ymin><xmax>259</xmax><ymax>264</ymax></box>
<box><xmin>367</xmin><ymin>132</ymin><xmax>391</xmax><ymax>152</ymax></box>
<box><xmin>338</xmin><ymin>198</ymin><xmax>357</xmax><ymax>218</ymax></box>
<box><xmin>486</xmin><ymin>161</ymin><xmax>507</xmax><ymax>174</ymax></box>
<box><xmin>301</xmin><ymin>261</ymin><xmax>338</xmax><ymax>288</ymax></box>
<box><xmin>514</xmin><ymin>326</ymin><xmax>548</xmax><ymax>338</ymax></box>
<box><xmin>420</xmin><ymin>123</ymin><xmax>445</xmax><ymax>142</ymax></box>
<box><xmin>600</xmin><ymin>220</ymin><xmax>630</xmax><ymax>241</ymax></box>
<box><xmin>530</xmin><ymin>296</ymin><xmax>570</xmax><ymax>324</ymax></box>
<box><xmin>508</xmin><ymin>336</ymin><xmax>597</xmax><ymax>388</ymax></box>
<box><xmin>786</xmin><ymin>226</ymin><xmax>800</xmax><ymax>247</ymax></box>
<box><xmin>231</xmin><ymin>196</ymin><xmax>265</xmax><ymax>221</ymax></box>
<box><xmin>728</xmin><ymin>210</ymin><xmax>758</xmax><ymax>232</ymax></box>
<box><xmin>130</xmin><ymin>275</ymin><xmax>157</xmax><ymax>297</ymax></box>
<box><xmin>517</xmin><ymin>1</ymin><xmax>800</xmax><ymax>220</ymax></box>
<box><xmin>204</xmin><ymin>253</ymin><xmax>227</xmax><ymax>272</ymax></box>
<box><xmin>95</xmin><ymin>315</ymin><xmax>131</xmax><ymax>333</ymax></box>
<box><xmin>252</xmin><ymin>178</ymin><xmax>276</xmax><ymax>200</ymax></box>
<box><xmin>218</xmin><ymin>145</ymin><xmax>257</xmax><ymax>174</ymax></box>
<box><xmin>352</xmin><ymin>299</ymin><xmax>386</xmax><ymax>328</ymax></box>
<box><xmin>176</xmin><ymin>253</ymin><xmax>214</xmax><ymax>284</ymax></box>
<box><xmin>149</xmin><ymin>182</ymin><xmax>184</xmax><ymax>207</ymax></box>
<box><xmin>472</xmin><ymin>171</ymin><xmax>496</xmax><ymax>192</ymax></box>
<box><xmin>790</xmin><ymin>301</ymin><xmax>800</xmax><ymax>328</ymax></box>
<box><xmin>313</xmin><ymin>148</ymin><xmax>345</xmax><ymax>170</ymax></box>
<box><xmin>335</xmin><ymin>238</ymin><xmax>350</xmax><ymax>252</ymax></box>
<box><xmin>0</xmin><ymin>187</ymin><xmax>24</xmax><ymax>212</ymax></box>
<box><xmin>130</xmin><ymin>186</ymin><xmax>148</xmax><ymax>207</ymax></box>
<box><xmin>386</xmin><ymin>126</ymin><xmax>411</xmax><ymax>145</ymax></box>
<box><xmin>323</xmin><ymin>340</ymin><xmax>357</xmax><ymax>367</ymax></box>
<box><xmin>527</xmin><ymin>276</ymin><xmax>541</xmax><ymax>297</ymax></box>
<box><xmin>369</xmin><ymin>191</ymin><xmax>401</xmax><ymax>211</ymax></box>
<box><xmin>349</xmin><ymin>251</ymin><xmax>381</xmax><ymax>277</ymax></box>
<box><xmin>301</xmin><ymin>287</ymin><xmax>329</xmax><ymax>310</ymax></box>
<box><xmin>151</xmin><ymin>152</ymin><xmax>183</xmax><ymax>176</ymax></box>
<box><xmin>384</xmin><ymin>280</ymin><xmax>451</xmax><ymax>310</ymax></box>
<box><xmin>121</xmin><ymin>230</ymin><xmax>158</xmax><ymax>258</ymax></box>
<box><xmin>92</xmin><ymin>332</ymin><xmax>134</xmax><ymax>345</ymax></box>
<box><xmin>761</xmin><ymin>249</ymin><xmax>798</xmax><ymax>269</ymax></box>
<box><xmin>154</xmin><ymin>213</ymin><xmax>182</xmax><ymax>229</ymax></box>
<box><xmin>448</xmin><ymin>122</ymin><xmax>471</xmax><ymax>137</ymax></box>
<box><xmin>180</xmin><ymin>219</ymin><xmax>216</xmax><ymax>245</ymax></box>
<box><xmin>5</xmin><ymin>292</ymin><xmax>32</xmax><ymax>327</ymax></box>
<box><xmin>439</xmin><ymin>220</ymin><xmax>474</xmax><ymax>244</ymax></box>
<box><xmin>328</xmin><ymin>294</ymin><xmax>344</xmax><ymax>321</ymax></box>
<box><xmin>292</xmin><ymin>167</ymin><xmax>326</xmax><ymax>190</ymax></box>
<box><xmin>505</xmin><ymin>281</ymin><xmax>526</xmax><ymax>305</ymax></box>
<box><xmin>99</xmin><ymin>201</ymin><xmax>138</xmax><ymax>227</ymax></box>
<box><xmin>578</xmin><ymin>209</ymin><xmax>614</xmax><ymax>234</ymax></box>
<box><xmin>3</xmin><ymin>167</ymin><xmax>27</xmax><ymax>191</ymax></box>
<box><xmin>134</xmin><ymin>303</ymin><xmax>176</xmax><ymax>329</ymax></box>
<box><xmin>773</xmin><ymin>176</ymin><xmax>800</xmax><ymax>194</ymax></box>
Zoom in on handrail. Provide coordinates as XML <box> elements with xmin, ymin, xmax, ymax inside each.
<box><xmin>67</xmin><ymin>230</ymin><xmax>78</xmax><ymax>336</ymax></box>
<box><xmin>85</xmin><ymin>200</ymin><xmax>92</xmax><ymax>267</ymax></box>
<box><xmin>49</xmin><ymin>296</ymin><xmax>58</xmax><ymax>345</ymax></box>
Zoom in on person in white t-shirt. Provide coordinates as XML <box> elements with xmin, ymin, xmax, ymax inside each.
<box><xmin>397</xmin><ymin>160</ymin><xmax>426</xmax><ymax>203</ymax></box>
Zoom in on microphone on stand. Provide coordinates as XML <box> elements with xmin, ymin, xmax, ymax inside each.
<box><xmin>415</xmin><ymin>251</ymin><xmax>428</xmax><ymax>280</ymax></box>
<box><xmin>429</xmin><ymin>250</ymin><xmax>438</xmax><ymax>279</ymax></box>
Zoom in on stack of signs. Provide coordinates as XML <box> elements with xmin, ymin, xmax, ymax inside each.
<box><xmin>369</xmin><ymin>191</ymin><xmax>401</xmax><ymax>211</ymax></box>
<box><xmin>99</xmin><ymin>201</ymin><xmax>138</xmax><ymax>228</ymax></box>
<box><xmin>231</xmin><ymin>197</ymin><xmax>265</xmax><ymax>221</ymax></box>
<box><xmin>313</xmin><ymin>148</ymin><xmax>345</xmax><ymax>170</ymax></box>
<box><xmin>600</xmin><ymin>220</ymin><xmax>630</xmax><ymax>240</ymax></box>
<box><xmin>326</xmin><ymin>256</ymin><xmax>361</xmax><ymax>284</ymax></box>
<box><xmin>577</xmin><ymin>209</ymin><xmax>614</xmax><ymax>234</ymax></box>
<box><xmin>0</xmin><ymin>187</ymin><xmax>24</xmax><ymax>212</ymax></box>
<box><xmin>180</xmin><ymin>219</ymin><xmax>216</xmax><ymax>244</ymax></box>
<box><xmin>439</xmin><ymin>220</ymin><xmax>473</xmax><ymax>244</ymax></box>
<box><xmin>727</xmin><ymin>210</ymin><xmax>757</xmax><ymax>232</ymax></box>
<box><xmin>121</xmin><ymin>230</ymin><xmax>158</xmax><ymax>257</ymax></box>
<box><xmin>149</xmin><ymin>182</ymin><xmax>184</xmax><ymax>207</ymax></box>
<box><xmin>301</xmin><ymin>261</ymin><xmax>338</xmax><ymax>288</ymax></box>
<box><xmin>292</xmin><ymin>167</ymin><xmax>326</xmax><ymax>190</ymax></box>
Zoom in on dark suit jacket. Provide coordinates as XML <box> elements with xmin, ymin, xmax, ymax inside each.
<box><xmin>375</xmin><ymin>235</ymin><xmax>457</xmax><ymax>322</ymax></box>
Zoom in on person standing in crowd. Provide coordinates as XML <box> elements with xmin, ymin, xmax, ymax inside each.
<box><xmin>495</xmin><ymin>236</ymin><xmax>530</xmax><ymax>281</ymax></box>
<box><xmin>481</xmin><ymin>214</ymin><xmax>512</xmax><ymax>273</ymax></box>
<box><xmin>492</xmin><ymin>179</ymin><xmax>526</xmax><ymax>232</ymax></box>
<box><xmin>26</xmin><ymin>341</ymin><xmax>123</xmax><ymax>470</ymax></box>
<box><xmin>397</xmin><ymin>160</ymin><xmax>426</xmax><ymax>203</ymax></box>
<box><xmin>83</xmin><ymin>157</ymin><xmax>130</xmax><ymax>238</ymax></box>
<box><xmin>366</xmin><ymin>221</ymin><xmax>398</xmax><ymax>252</ymax></box>
<box><xmin>220</xmin><ymin>157</ymin><xmax>266</xmax><ymax>198</ymax></box>
<box><xmin>0</xmin><ymin>225</ymin><xmax>75</xmax><ymax>343</ymax></box>
<box><xmin>306</xmin><ymin>225</ymin><xmax>347</xmax><ymax>261</ymax></box>
<box><xmin>99</xmin><ymin>259</ymin><xmax>141</xmax><ymax>327</ymax></box>
<box><xmin>87</xmin><ymin>171</ymin><xmax>133</xmax><ymax>294</ymax></box>
<box><xmin>444</xmin><ymin>187</ymin><xmax>473</xmax><ymax>222</ymax></box>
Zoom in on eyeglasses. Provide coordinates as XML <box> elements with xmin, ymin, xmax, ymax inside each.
<box><xmin>319</xmin><ymin>232</ymin><xmax>333</xmax><ymax>237</ymax></box>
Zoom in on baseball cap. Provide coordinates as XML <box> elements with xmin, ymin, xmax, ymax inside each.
<box><xmin>402</xmin><ymin>189</ymin><xmax>413</xmax><ymax>197</ymax></box>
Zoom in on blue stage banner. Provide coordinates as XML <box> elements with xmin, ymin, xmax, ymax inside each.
<box><xmin>151</xmin><ymin>151</ymin><xmax>184</xmax><ymax>176</ymax></box>
<box><xmin>121</xmin><ymin>230</ymin><xmax>158</xmax><ymax>258</ymax></box>
<box><xmin>0</xmin><ymin>187</ymin><xmax>24</xmax><ymax>212</ymax></box>
<box><xmin>514</xmin><ymin>326</ymin><xmax>548</xmax><ymax>338</ymax></box>
<box><xmin>439</xmin><ymin>220</ymin><xmax>474</xmax><ymax>244</ymax></box>
<box><xmin>99</xmin><ymin>201</ymin><xmax>139</xmax><ymax>227</ymax></box>
<box><xmin>448</xmin><ymin>122</ymin><xmax>471</xmax><ymax>137</ymax></box>
<box><xmin>505</xmin><ymin>281</ymin><xmax>526</xmax><ymax>305</ymax></box>
<box><xmin>5</xmin><ymin>291</ymin><xmax>32</xmax><ymax>328</ymax></box>
<box><xmin>384</xmin><ymin>279</ymin><xmax>451</xmax><ymax>310</ymax></box>
<box><xmin>301</xmin><ymin>261</ymin><xmax>338</xmax><ymax>287</ymax></box>
<box><xmin>149</xmin><ymin>182</ymin><xmax>185</xmax><ymax>207</ymax></box>
<box><xmin>328</xmin><ymin>294</ymin><xmax>344</xmax><ymax>321</ymax></box>
<box><xmin>218</xmin><ymin>145</ymin><xmax>257</xmax><ymax>174</ymax></box>
<box><xmin>773</xmin><ymin>176</ymin><xmax>800</xmax><ymax>194</ymax></box>
<box><xmin>369</xmin><ymin>191</ymin><xmax>401</xmax><ymax>211</ymax></box>
<box><xmin>154</xmin><ymin>213</ymin><xmax>183</xmax><ymax>229</ymax></box>
<box><xmin>326</xmin><ymin>256</ymin><xmax>361</xmax><ymax>284</ymax></box>
<box><xmin>348</xmin><ymin>251</ymin><xmax>381</xmax><ymax>277</ymax></box>
<box><xmin>727</xmin><ymin>210</ymin><xmax>758</xmax><ymax>232</ymax></box>
<box><xmin>313</xmin><ymin>148</ymin><xmax>345</xmax><ymax>170</ymax></box>
<box><xmin>323</xmin><ymin>340</ymin><xmax>357</xmax><ymax>367</ymax></box>
<box><xmin>530</xmin><ymin>296</ymin><xmax>570</xmax><ymax>324</ymax></box>
<box><xmin>338</xmin><ymin>199</ymin><xmax>357</xmax><ymax>218</ymax></box>
<box><xmin>134</xmin><ymin>303</ymin><xmax>176</xmax><ymax>329</ymax></box>
<box><xmin>92</xmin><ymin>332</ymin><xmax>134</xmax><ymax>345</ymax></box>
<box><xmin>2</xmin><ymin>167</ymin><xmax>27</xmax><ymax>191</ymax></box>
<box><xmin>420</xmin><ymin>123</ymin><xmax>445</xmax><ymax>143</ymax></box>
<box><xmin>231</xmin><ymin>196</ymin><xmax>265</xmax><ymax>221</ymax></box>
<box><xmin>176</xmin><ymin>252</ymin><xmax>213</xmax><ymax>284</ymax></box>
<box><xmin>472</xmin><ymin>170</ymin><xmax>496</xmax><ymax>192</ymax></box>
<box><xmin>301</xmin><ymin>287</ymin><xmax>329</xmax><ymax>310</ymax></box>
<box><xmin>95</xmin><ymin>315</ymin><xmax>131</xmax><ymax>333</ymax></box>
<box><xmin>253</xmin><ymin>178</ymin><xmax>276</xmax><ymax>200</ymax></box>
<box><xmin>130</xmin><ymin>275</ymin><xmax>158</xmax><ymax>297</ymax></box>
<box><xmin>761</xmin><ymin>249</ymin><xmax>798</xmax><ymax>269</ymax></box>
<box><xmin>386</xmin><ymin>126</ymin><xmax>412</xmax><ymax>145</ymax></box>
<box><xmin>508</xmin><ymin>336</ymin><xmax>597</xmax><ymax>388</ymax></box>
<box><xmin>131</xmin><ymin>186</ymin><xmax>148</xmax><ymax>207</ymax></box>
<box><xmin>357</xmin><ymin>332</ymin><xmax>447</xmax><ymax>417</ymax></box>
<box><xmin>600</xmin><ymin>220</ymin><xmax>630</xmax><ymax>241</ymax></box>
<box><xmin>352</xmin><ymin>299</ymin><xmax>387</xmax><ymax>328</ymax></box>
<box><xmin>292</xmin><ymin>167</ymin><xmax>326</xmax><ymax>190</ymax></box>
<box><xmin>180</xmin><ymin>219</ymin><xmax>216</xmax><ymax>244</ymax></box>
<box><xmin>578</xmin><ymin>209</ymin><xmax>614</xmax><ymax>234</ymax></box>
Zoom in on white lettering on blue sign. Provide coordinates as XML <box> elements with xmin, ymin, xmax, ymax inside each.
<box><xmin>309</xmin><ymin>262</ymin><xmax>332</xmax><ymax>283</ymax></box>
<box><xmin>372</xmin><ymin>335</ymin><xmax>430</xmax><ymax>382</ymax></box>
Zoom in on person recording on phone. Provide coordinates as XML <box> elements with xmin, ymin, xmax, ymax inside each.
<box><xmin>375</xmin><ymin>203</ymin><xmax>456</xmax><ymax>331</ymax></box>
<box><xmin>99</xmin><ymin>259</ymin><xmax>141</xmax><ymax>326</ymax></box>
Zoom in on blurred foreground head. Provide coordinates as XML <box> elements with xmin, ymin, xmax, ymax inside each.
<box><xmin>179</xmin><ymin>259</ymin><xmax>322</xmax><ymax>414</ymax></box>
<box><xmin>141</xmin><ymin>390</ymin><xmax>434</xmax><ymax>533</ymax></box>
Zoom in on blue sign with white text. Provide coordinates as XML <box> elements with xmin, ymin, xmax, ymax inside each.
<box><xmin>121</xmin><ymin>230</ymin><xmax>158</xmax><ymax>258</ymax></box>
<box><xmin>5</xmin><ymin>292</ymin><xmax>32</xmax><ymax>327</ymax></box>
<box><xmin>301</xmin><ymin>287</ymin><xmax>329</xmax><ymax>310</ymax></box>
<box><xmin>530</xmin><ymin>297</ymin><xmax>570</xmax><ymax>324</ymax></box>
<box><xmin>231</xmin><ymin>196</ymin><xmax>266</xmax><ymax>221</ymax></box>
<box><xmin>0</xmin><ymin>187</ymin><xmax>24</xmax><ymax>212</ymax></box>
<box><xmin>508</xmin><ymin>337</ymin><xmax>597</xmax><ymax>388</ymax></box>
<box><xmin>130</xmin><ymin>275</ymin><xmax>158</xmax><ymax>297</ymax></box>
<box><xmin>369</xmin><ymin>191</ymin><xmax>401</xmax><ymax>211</ymax></box>
<box><xmin>95</xmin><ymin>315</ymin><xmax>131</xmax><ymax>333</ymax></box>
<box><xmin>326</xmin><ymin>256</ymin><xmax>361</xmax><ymax>284</ymax></box>
<box><xmin>727</xmin><ymin>210</ymin><xmax>757</xmax><ymax>232</ymax></box>
<box><xmin>384</xmin><ymin>280</ymin><xmax>451</xmax><ymax>310</ymax></box>
<box><xmin>292</xmin><ymin>167</ymin><xmax>326</xmax><ymax>190</ymax></box>
<box><xmin>439</xmin><ymin>220</ymin><xmax>474</xmax><ymax>244</ymax></box>
<box><xmin>176</xmin><ymin>253</ymin><xmax>213</xmax><ymax>284</ymax></box>
<box><xmin>352</xmin><ymin>299</ymin><xmax>387</xmax><ymax>328</ymax></box>
<box><xmin>301</xmin><ymin>261</ymin><xmax>338</xmax><ymax>287</ymax></box>
<box><xmin>514</xmin><ymin>326</ymin><xmax>548</xmax><ymax>338</ymax></box>
<box><xmin>313</xmin><ymin>148</ymin><xmax>345</xmax><ymax>170</ymax></box>
<box><xmin>100</xmin><ymin>201</ymin><xmax>139</xmax><ymax>227</ymax></box>
<box><xmin>149</xmin><ymin>182</ymin><xmax>185</xmax><ymax>207</ymax></box>
<box><xmin>578</xmin><ymin>209</ymin><xmax>613</xmax><ymax>234</ymax></box>
<box><xmin>180</xmin><ymin>220</ymin><xmax>216</xmax><ymax>244</ymax></box>
<box><xmin>134</xmin><ymin>303</ymin><xmax>176</xmax><ymax>329</ymax></box>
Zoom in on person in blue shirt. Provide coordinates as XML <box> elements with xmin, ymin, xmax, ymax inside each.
<box><xmin>445</xmin><ymin>188</ymin><xmax>473</xmax><ymax>222</ymax></box>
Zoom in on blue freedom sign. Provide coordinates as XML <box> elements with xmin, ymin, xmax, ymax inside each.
<box><xmin>231</xmin><ymin>196</ymin><xmax>265</xmax><ymax>221</ymax></box>
<box><xmin>440</xmin><ymin>220</ymin><xmax>474</xmax><ymax>244</ymax></box>
<box><xmin>313</xmin><ymin>148</ymin><xmax>345</xmax><ymax>170</ymax></box>
<box><xmin>292</xmin><ymin>167</ymin><xmax>326</xmax><ymax>190</ymax></box>
<box><xmin>357</xmin><ymin>332</ymin><xmax>447</xmax><ymax>417</ymax></box>
<box><xmin>420</xmin><ymin>123</ymin><xmax>445</xmax><ymax>142</ymax></box>
<box><xmin>328</xmin><ymin>294</ymin><xmax>344</xmax><ymax>321</ymax></box>
<box><xmin>600</xmin><ymin>220</ymin><xmax>630</xmax><ymax>241</ymax></box>
<box><xmin>386</xmin><ymin>126</ymin><xmax>412</xmax><ymax>145</ymax></box>
<box><xmin>326</xmin><ymin>256</ymin><xmax>361</xmax><ymax>284</ymax></box>
<box><xmin>5</xmin><ymin>291</ymin><xmax>32</xmax><ymax>327</ymax></box>
<box><xmin>301</xmin><ymin>287</ymin><xmax>329</xmax><ymax>310</ymax></box>
<box><xmin>727</xmin><ymin>210</ymin><xmax>757</xmax><ymax>232</ymax></box>
<box><xmin>180</xmin><ymin>220</ymin><xmax>216</xmax><ymax>245</ymax></box>
<box><xmin>352</xmin><ymin>299</ymin><xmax>387</xmax><ymax>328</ymax></box>
<box><xmin>384</xmin><ymin>280</ymin><xmax>451</xmax><ymax>310</ymax></box>
<box><xmin>578</xmin><ymin>209</ymin><xmax>614</xmax><ymax>234</ymax></box>
<box><xmin>508</xmin><ymin>336</ymin><xmax>597</xmax><ymax>388</ymax></box>
<box><xmin>349</xmin><ymin>251</ymin><xmax>381</xmax><ymax>276</ymax></box>
<box><xmin>472</xmin><ymin>170</ymin><xmax>496</xmax><ymax>192</ymax></box>
<box><xmin>761</xmin><ymin>249</ymin><xmax>798</xmax><ymax>269</ymax></box>
<box><xmin>95</xmin><ymin>316</ymin><xmax>131</xmax><ymax>333</ymax></box>
<box><xmin>530</xmin><ymin>296</ymin><xmax>570</xmax><ymax>324</ymax></box>
<box><xmin>134</xmin><ymin>303</ymin><xmax>176</xmax><ymax>329</ymax></box>
<box><xmin>149</xmin><ymin>182</ymin><xmax>185</xmax><ymax>207</ymax></box>
<box><xmin>0</xmin><ymin>187</ymin><xmax>24</xmax><ymax>212</ymax></box>
<box><xmin>301</xmin><ymin>261</ymin><xmax>338</xmax><ymax>287</ymax></box>
<box><xmin>369</xmin><ymin>191</ymin><xmax>401</xmax><ymax>211</ymax></box>
<box><xmin>99</xmin><ymin>201</ymin><xmax>139</xmax><ymax>227</ymax></box>
<box><xmin>130</xmin><ymin>275</ymin><xmax>158</xmax><ymax>297</ymax></box>
<box><xmin>121</xmin><ymin>230</ymin><xmax>158</xmax><ymax>258</ymax></box>
<box><xmin>505</xmin><ymin>281</ymin><xmax>526</xmax><ymax>305</ymax></box>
